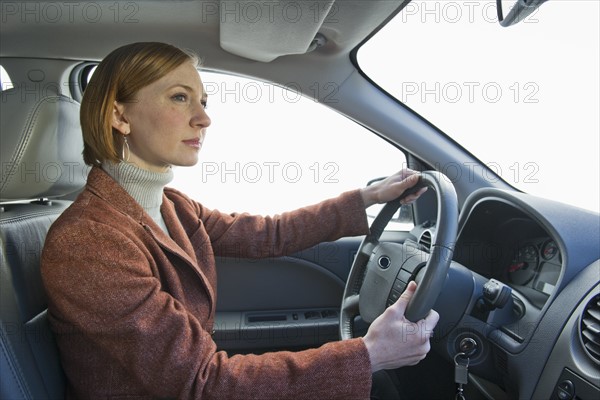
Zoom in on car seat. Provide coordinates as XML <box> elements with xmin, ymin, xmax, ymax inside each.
<box><xmin>0</xmin><ymin>86</ymin><xmax>87</xmax><ymax>399</ymax></box>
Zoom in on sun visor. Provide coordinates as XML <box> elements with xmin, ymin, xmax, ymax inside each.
<box><xmin>219</xmin><ymin>0</ymin><xmax>334</xmax><ymax>62</ymax></box>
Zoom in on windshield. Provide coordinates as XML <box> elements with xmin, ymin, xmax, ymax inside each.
<box><xmin>358</xmin><ymin>0</ymin><xmax>599</xmax><ymax>213</ymax></box>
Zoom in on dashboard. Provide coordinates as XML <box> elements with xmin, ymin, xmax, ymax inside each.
<box><xmin>413</xmin><ymin>188</ymin><xmax>600</xmax><ymax>399</ymax></box>
<box><xmin>452</xmin><ymin>199</ymin><xmax>563</xmax><ymax>310</ymax></box>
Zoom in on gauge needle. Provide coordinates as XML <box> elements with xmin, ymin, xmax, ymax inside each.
<box><xmin>509</xmin><ymin>262</ymin><xmax>526</xmax><ymax>272</ymax></box>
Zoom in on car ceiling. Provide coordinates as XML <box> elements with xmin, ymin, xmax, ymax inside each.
<box><xmin>0</xmin><ymin>0</ymin><xmax>406</xmax><ymax>83</ymax></box>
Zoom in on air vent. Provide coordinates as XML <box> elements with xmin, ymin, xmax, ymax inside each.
<box><xmin>419</xmin><ymin>230</ymin><xmax>432</xmax><ymax>251</ymax></box>
<box><xmin>494</xmin><ymin>349</ymin><xmax>508</xmax><ymax>374</ymax></box>
<box><xmin>580</xmin><ymin>294</ymin><xmax>600</xmax><ymax>365</ymax></box>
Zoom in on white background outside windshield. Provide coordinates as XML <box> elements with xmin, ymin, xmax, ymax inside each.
<box><xmin>359</xmin><ymin>0</ymin><xmax>599</xmax><ymax>213</ymax></box>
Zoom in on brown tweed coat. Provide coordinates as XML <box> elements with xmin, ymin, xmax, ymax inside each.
<box><xmin>41</xmin><ymin>166</ymin><xmax>372</xmax><ymax>399</ymax></box>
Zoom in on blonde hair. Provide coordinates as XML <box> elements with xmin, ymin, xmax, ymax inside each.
<box><xmin>80</xmin><ymin>42</ymin><xmax>199</xmax><ymax>166</ymax></box>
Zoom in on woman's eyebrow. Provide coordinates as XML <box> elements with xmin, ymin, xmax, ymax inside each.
<box><xmin>167</xmin><ymin>83</ymin><xmax>195</xmax><ymax>93</ymax></box>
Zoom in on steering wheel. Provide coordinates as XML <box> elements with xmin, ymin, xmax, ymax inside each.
<box><xmin>339</xmin><ymin>171</ymin><xmax>458</xmax><ymax>340</ymax></box>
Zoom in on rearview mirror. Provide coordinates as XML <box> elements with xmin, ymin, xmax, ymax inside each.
<box><xmin>496</xmin><ymin>0</ymin><xmax>549</xmax><ymax>27</ymax></box>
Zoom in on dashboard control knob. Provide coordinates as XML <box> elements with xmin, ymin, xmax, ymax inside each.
<box><xmin>483</xmin><ymin>279</ymin><xmax>511</xmax><ymax>309</ymax></box>
<box><xmin>556</xmin><ymin>379</ymin><xmax>575</xmax><ymax>400</ymax></box>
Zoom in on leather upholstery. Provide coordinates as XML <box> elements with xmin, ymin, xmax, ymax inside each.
<box><xmin>0</xmin><ymin>89</ymin><xmax>87</xmax><ymax>201</ymax></box>
<box><xmin>0</xmin><ymin>88</ymin><xmax>86</xmax><ymax>399</ymax></box>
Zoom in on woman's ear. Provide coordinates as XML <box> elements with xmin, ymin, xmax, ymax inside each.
<box><xmin>111</xmin><ymin>101</ymin><xmax>130</xmax><ymax>135</ymax></box>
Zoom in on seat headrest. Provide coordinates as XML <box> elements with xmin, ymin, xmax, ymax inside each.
<box><xmin>0</xmin><ymin>89</ymin><xmax>88</xmax><ymax>201</ymax></box>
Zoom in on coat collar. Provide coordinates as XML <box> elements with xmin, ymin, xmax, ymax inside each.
<box><xmin>86</xmin><ymin>166</ymin><xmax>146</xmax><ymax>223</ymax></box>
<box><xmin>85</xmin><ymin>166</ymin><xmax>216</xmax><ymax>311</ymax></box>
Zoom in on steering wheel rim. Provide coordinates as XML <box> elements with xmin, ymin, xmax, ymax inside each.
<box><xmin>339</xmin><ymin>171</ymin><xmax>458</xmax><ymax>340</ymax></box>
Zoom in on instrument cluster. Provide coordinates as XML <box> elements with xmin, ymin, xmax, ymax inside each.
<box><xmin>506</xmin><ymin>238</ymin><xmax>562</xmax><ymax>297</ymax></box>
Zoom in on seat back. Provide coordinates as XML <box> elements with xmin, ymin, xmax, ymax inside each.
<box><xmin>0</xmin><ymin>87</ymin><xmax>87</xmax><ymax>399</ymax></box>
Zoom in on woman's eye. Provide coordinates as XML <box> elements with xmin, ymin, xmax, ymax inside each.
<box><xmin>201</xmin><ymin>100</ymin><xmax>208</xmax><ymax>109</ymax></box>
<box><xmin>172</xmin><ymin>94</ymin><xmax>187</xmax><ymax>102</ymax></box>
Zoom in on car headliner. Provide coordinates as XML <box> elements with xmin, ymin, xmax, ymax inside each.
<box><xmin>0</xmin><ymin>1</ymin><xmax>402</xmax><ymax>81</ymax></box>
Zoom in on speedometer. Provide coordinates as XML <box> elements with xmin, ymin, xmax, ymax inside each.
<box><xmin>508</xmin><ymin>244</ymin><xmax>539</xmax><ymax>285</ymax></box>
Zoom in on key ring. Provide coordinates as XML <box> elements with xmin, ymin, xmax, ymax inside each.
<box><xmin>454</xmin><ymin>352</ymin><xmax>470</xmax><ymax>368</ymax></box>
<box><xmin>454</xmin><ymin>352</ymin><xmax>469</xmax><ymax>400</ymax></box>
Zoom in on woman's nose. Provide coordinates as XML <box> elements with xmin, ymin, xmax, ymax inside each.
<box><xmin>192</xmin><ymin>102</ymin><xmax>211</xmax><ymax>128</ymax></box>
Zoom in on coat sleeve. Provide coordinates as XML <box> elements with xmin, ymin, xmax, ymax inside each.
<box><xmin>42</xmin><ymin>219</ymin><xmax>373</xmax><ymax>400</ymax></box>
<box><xmin>167</xmin><ymin>188</ymin><xmax>371</xmax><ymax>258</ymax></box>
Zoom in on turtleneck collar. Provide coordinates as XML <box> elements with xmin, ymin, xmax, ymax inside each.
<box><xmin>101</xmin><ymin>161</ymin><xmax>174</xmax><ymax>211</ymax></box>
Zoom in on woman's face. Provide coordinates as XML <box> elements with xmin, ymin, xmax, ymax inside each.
<box><xmin>112</xmin><ymin>61</ymin><xmax>211</xmax><ymax>172</ymax></box>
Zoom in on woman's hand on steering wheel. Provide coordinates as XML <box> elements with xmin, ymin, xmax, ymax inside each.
<box><xmin>362</xmin><ymin>281</ymin><xmax>440</xmax><ymax>373</ymax></box>
<box><xmin>360</xmin><ymin>169</ymin><xmax>428</xmax><ymax>208</ymax></box>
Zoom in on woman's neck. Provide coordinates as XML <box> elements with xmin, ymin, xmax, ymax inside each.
<box><xmin>101</xmin><ymin>161</ymin><xmax>174</xmax><ymax>232</ymax></box>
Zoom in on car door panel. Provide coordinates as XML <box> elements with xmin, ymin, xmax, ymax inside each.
<box><xmin>214</xmin><ymin>231</ymin><xmax>415</xmax><ymax>353</ymax></box>
<box><xmin>213</xmin><ymin>237</ymin><xmax>359</xmax><ymax>353</ymax></box>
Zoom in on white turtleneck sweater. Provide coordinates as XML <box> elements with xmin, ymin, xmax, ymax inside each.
<box><xmin>102</xmin><ymin>161</ymin><xmax>173</xmax><ymax>235</ymax></box>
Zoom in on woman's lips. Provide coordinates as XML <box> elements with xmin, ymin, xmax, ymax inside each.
<box><xmin>182</xmin><ymin>138</ymin><xmax>201</xmax><ymax>148</ymax></box>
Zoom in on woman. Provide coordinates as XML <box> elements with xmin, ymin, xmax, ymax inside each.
<box><xmin>41</xmin><ymin>42</ymin><xmax>438</xmax><ymax>399</ymax></box>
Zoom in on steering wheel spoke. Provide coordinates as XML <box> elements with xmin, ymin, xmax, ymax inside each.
<box><xmin>357</xmin><ymin>240</ymin><xmax>376</xmax><ymax>258</ymax></box>
<box><xmin>342</xmin><ymin>294</ymin><xmax>360</xmax><ymax>313</ymax></box>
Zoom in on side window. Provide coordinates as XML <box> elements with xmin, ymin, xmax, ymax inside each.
<box><xmin>0</xmin><ymin>65</ymin><xmax>14</xmax><ymax>91</ymax></box>
<box><xmin>81</xmin><ymin>68</ymin><xmax>413</xmax><ymax>230</ymax></box>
